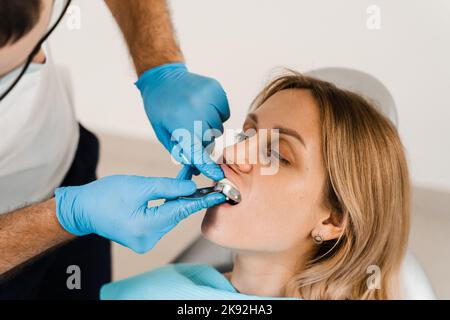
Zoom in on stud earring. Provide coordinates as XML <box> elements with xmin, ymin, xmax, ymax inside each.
<box><xmin>312</xmin><ymin>233</ymin><xmax>324</xmax><ymax>245</ymax></box>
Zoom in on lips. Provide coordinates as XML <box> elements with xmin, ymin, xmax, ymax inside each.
<box><xmin>220</xmin><ymin>164</ymin><xmax>239</xmax><ymax>186</ymax></box>
<box><xmin>218</xmin><ymin>164</ymin><xmax>243</xmax><ymax>204</ymax></box>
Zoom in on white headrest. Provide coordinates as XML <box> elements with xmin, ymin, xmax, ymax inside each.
<box><xmin>400</xmin><ymin>250</ymin><xmax>436</xmax><ymax>299</ymax></box>
<box><xmin>305</xmin><ymin>67</ymin><xmax>398</xmax><ymax>127</ymax></box>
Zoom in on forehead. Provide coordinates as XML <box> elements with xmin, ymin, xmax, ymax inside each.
<box><xmin>252</xmin><ymin>89</ymin><xmax>321</xmax><ymax>138</ymax></box>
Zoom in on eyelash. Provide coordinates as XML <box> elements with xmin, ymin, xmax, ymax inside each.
<box><xmin>234</xmin><ymin>130</ymin><xmax>290</xmax><ymax>165</ymax></box>
<box><xmin>270</xmin><ymin>149</ymin><xmax>290</xmax><ymax>165</ymax></box>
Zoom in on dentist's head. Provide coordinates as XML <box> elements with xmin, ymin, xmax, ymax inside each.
<box><xmin>0</xmin><ymin>0</ymin><xmax>53</xmax><ymax>76</ymax></box>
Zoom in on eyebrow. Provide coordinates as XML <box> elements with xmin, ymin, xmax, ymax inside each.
<box><xmin>246</xmin><ymin>113</ymin><xmax>307</xmax><ymax>149</ymax></box>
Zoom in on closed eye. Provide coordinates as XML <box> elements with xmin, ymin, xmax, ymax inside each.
<box><xmin>237</xmin><ymin>128</ymin><xmax>291</xmax><ymax>166</ymax></box>
<box><xmin>268</xmin><ymin>145</ymin><xmax>290</xmax><ymax>165</ymax></box>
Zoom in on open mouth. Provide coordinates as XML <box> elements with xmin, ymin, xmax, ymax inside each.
<box><xmin>215</xmin><ymin>164</ymin><xmax>243</xmax><ymax>205</ymax></box>
<box><xmin>214</xmin><ymin>178</ymin><xmax>241</xmax><ymax>205</ymax></box>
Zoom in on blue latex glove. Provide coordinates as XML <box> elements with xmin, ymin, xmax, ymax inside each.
<box><xmin>55</xmin><ymin>175</ymin><xmax>225</xmax><ymax>253</ymax></box>
<box><xmin>176</xmin><ymin>165</ymin><xmax>200</xmax><ymax>180</ymax></box>
<box><xmin>136</xmin><ymin>63</ymin><xmax>230</xmax><ymax>181</ymax></box>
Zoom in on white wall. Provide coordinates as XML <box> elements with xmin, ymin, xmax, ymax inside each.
<box><xmin>51</xmin><ymin>0</ymin><xmax>450</xmax><ymax>192</ymax></box>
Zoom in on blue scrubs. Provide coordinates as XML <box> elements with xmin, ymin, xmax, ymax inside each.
<box><xmin>101</xmin><ymin>263</ymin><xmax>298</xmax><ymax>300</ymax></box>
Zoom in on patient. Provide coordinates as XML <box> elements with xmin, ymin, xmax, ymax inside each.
<box><xmin>102</xmin><ymin>71</ymin><xmax>410</xmax><ymax>300</ymax></box>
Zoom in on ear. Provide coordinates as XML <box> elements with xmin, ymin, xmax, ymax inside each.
<box><xmin>312</xmin><ymin>210</ymin><xmax>344</xmax><ymax>242</ymax></box>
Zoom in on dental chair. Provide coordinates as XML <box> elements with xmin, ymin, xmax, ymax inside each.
<box><xmin>173</xmin><ymin>67</ymin><xmax>436</xmax><ymax>300</ymax></box>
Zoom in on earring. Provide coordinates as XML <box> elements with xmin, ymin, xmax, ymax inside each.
<box><xmin>312</xmin><ymin>233</ymin><xmax>324</xmax><ymax>245</ymax></box>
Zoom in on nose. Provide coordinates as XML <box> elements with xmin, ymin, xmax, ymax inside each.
<box><xmin>221</xmin><ymin>135</ymin><xmax>259</xmax><ymax>174</ymax></box>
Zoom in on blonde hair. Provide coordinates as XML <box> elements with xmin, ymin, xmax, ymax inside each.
<box><xmin>250</xmin><ymin>71</ymin><xmax>411</xmax><ymax>299</ymax></box>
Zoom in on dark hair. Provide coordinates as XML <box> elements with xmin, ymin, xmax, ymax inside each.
<box><xmin>0</xmin><ymin>0</ymin><xmax>42</xmax><ymax>48</ymax></box>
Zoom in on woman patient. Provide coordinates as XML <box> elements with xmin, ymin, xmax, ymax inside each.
<box><xmin>102</xmin><ymin>71</ymin><xmax>410</xmax><ymax>300</ymax></box>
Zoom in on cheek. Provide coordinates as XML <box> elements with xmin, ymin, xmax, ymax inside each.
<box><xmin>257</xmin><ymin>187</ymin><xmax>315</xmax><ymax>250</ymax></box>
<box><xmin>201</xmin><ymin>175</ymin><xmax>315</xmax><ymax>252</ymax></box>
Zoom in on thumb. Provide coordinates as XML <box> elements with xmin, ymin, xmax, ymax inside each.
<box><xmin>149</xmin><ymin>192</ymin><xmax>226</xmax><ymax>225</ymax></box>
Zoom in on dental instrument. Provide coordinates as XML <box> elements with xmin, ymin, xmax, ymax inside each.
<box><xmin>180</xmin><ymin>178</ymin><xmax>241</xmax><ymax>205</ymax></box>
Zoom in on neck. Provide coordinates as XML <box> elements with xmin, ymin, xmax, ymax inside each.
<box><xmin>227</xmin><ymin>247</ymin><xmax>310</xmax><ymax>297</ymax></box>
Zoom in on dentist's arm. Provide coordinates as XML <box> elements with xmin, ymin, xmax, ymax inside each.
<box><xmin>105</xmin><ymin>0</ymin><xmax>230</xmax><ymax>180</ymax></box>
<box><xmin>105</xmin><ymin>0</ymin><xmax>182</xmax><ymax>74</ymax></box>
<box><xmin>0</xmin><ymin>175</ymin><xmax>225</xmax><ymax>276</ymax></box>
<box><xmin>0</xmin><ymin>199</ymin><xmax>73</xmax><ymax>276</ymax></box>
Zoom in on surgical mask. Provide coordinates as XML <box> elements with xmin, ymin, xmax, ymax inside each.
<box><xmin>0</xmin><ymin>59</ymin><xmax>45</xmax><ymax>97</ymax></box>
<box><xmin>0</xmin><ymin>55</ymin><xmax>48</xmax><ymax>144</ymax></box>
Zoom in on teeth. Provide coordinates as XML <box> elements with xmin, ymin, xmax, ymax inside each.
<box><xmin>220</xmin><ymin>178</ymin><xmax>238</xmax><ymax>189</ymax></box>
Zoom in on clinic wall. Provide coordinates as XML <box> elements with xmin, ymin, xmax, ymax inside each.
<box><xmin>50</xmin><ymin>0</ymin><xmax>450</xmax><ymax>192</ymax></box>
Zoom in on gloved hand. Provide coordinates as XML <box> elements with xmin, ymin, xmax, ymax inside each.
<box><xmin>136</xmin><ymin>63</ymin><xmax>230</xmax><ymax>181</ymax></box>
<box><xmin>55</xmin><ymin>175</ymin><xmax>225</xmax><ymax>253</ymax></box>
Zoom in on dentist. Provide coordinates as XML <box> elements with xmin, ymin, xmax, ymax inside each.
<box><xmin>0</xmin><ymin>0</ymin><xmax>229</xmax><ymax>299</ymax></box>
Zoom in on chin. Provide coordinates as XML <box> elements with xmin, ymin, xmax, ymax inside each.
<box><xmin>201</xmin><ymin>203</ymin><xmax>238</xmax><ymax>248</ymax></box>
<box><xmin>201</xmin><ymin>206</ymin><xmax>221</xmax><ymax>238</ymax></box>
